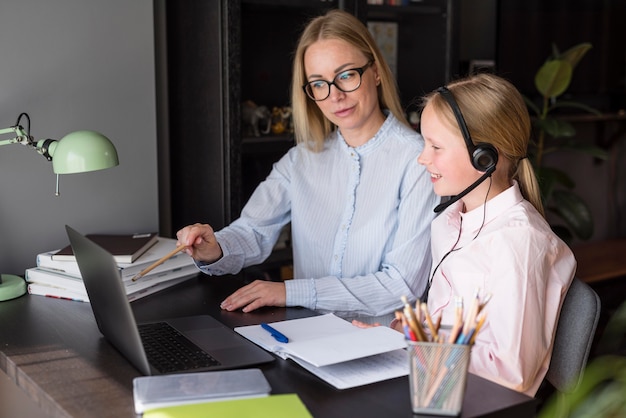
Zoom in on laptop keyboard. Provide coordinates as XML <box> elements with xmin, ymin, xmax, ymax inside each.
<box><xmin>138</xmin><ymin>322</ymin><xmax>221</xmax><ymax>373</ymax></box>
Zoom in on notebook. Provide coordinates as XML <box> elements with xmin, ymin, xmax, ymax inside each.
<box><xmin>65</xmin><ymin>225</ymin><xmax>274</xmax><ymax>375</ymax></box>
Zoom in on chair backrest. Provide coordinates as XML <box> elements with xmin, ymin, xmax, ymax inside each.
<box><xmin>546</xmin><ymin>277</ymin><xmax>601</xmax><ymax>392</ymax></box>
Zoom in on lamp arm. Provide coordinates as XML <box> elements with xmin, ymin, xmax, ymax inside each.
<box><xmin>0</xmin><ymin>125</ymin><xmax>34</xmax><ymax>147</ymax></box>
<box><xmin>0</xmin><ymin>125</ymin><xmax>57</xmax><ymax>161</ymax></box>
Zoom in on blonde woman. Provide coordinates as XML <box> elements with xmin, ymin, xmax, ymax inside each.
<box><xmin>177</xmin><ymin>10</ymin><xmax>439</xmax><ymax>325</ymax></box>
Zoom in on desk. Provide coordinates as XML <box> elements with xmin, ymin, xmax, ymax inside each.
<box><xmin>0</xmin><ymin>367</ymin><xmax>50</xmax><ymax>418</ymax></box>
<box><xmin>573</xmin><ymin>238</ymin><xmax>626</xmax><ymax>283</ymax></box>
<box><xmin>0</xmin><ymin>275</ymin><xmax>537</xmax><ymax>418</ymax></box>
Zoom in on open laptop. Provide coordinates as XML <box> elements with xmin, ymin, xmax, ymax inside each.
<box><xmin>65</xmin><ymin>225</ymin><xmax>274</xmax><ymax>375</ymax></box>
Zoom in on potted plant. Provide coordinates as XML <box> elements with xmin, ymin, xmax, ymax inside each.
<box><xmin>524</xmin><ymin>43</ymin><xmax>609</xmax><ymax>243</ymax></box>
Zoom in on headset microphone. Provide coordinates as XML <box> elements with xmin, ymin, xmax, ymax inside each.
<box><xmin>432</xmin><ymin>86</ymin><xmax>499</xmax><ymax>213</ymax></box>
<box><xmin>433</xmin><ymin>165</ymin><xmax>495</xmax><ymax>213</ymax></box>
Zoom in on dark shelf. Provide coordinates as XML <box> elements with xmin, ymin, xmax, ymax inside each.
<box><xmin>242</xmin><ymin>246</ymin><xmax>294</xmax><ymax>281</ymax></box>
<box><xmin>265</xmin><ymin>247</ymin><xmax>293</xmax><ymax>264</ymax></box>
<box><xmin>242</xmin><ymin>0</ymin><xmax>337</xmax><ymax>7</ymax></box>
<box><xmin>367</xmin><ymin>3</ymin><xmax>444</xmax><ymax>19</ymax></box>
<box><xmin>242</xmin><ymin>135</ymin><xmax>295</xmax><ymax>154</ymax></box>
<box><xmin>242</xmin><ymin>134</ymin><xmax>294</xmax><ymax>143</ymax></box>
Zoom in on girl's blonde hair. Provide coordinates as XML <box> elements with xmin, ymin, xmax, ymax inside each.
<box><xmin>423</xmin><ymin>73</ymin><xmax>545</xmax><ymax>217</ymax></box>
<box><xmin>291</xmin><ymin>9</ymin><xmax>408</xmax><ymax>151</ymax></box>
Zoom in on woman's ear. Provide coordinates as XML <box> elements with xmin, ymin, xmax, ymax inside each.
<box><xmin>371</xmin><ymin>62</ymin><xmax>381</xmax><ymax>86</ymax></box>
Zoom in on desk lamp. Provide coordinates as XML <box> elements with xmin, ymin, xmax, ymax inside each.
<box><xmin>0</xmin><ymin>113</ymin><xmax>119</xmax><ymax>301</ymax></box>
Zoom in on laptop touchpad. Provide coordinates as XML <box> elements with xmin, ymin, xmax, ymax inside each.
<box><xmin>185</xmin><ymin>328</ymin><xmax>250</xmax><ymax>350</ymax></box>
<box><xmin>165</xmin><ymin>315</ymin><xmax>260</xmax><ymax>351</ymax></box>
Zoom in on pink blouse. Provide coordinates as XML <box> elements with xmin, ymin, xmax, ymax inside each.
<box><xmin>427</xmin><ymin>181</ymin><xmax>576</xmax><ymax>396</ymax></box>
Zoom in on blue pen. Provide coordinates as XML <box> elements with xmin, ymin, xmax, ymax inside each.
<box><xmin>261</xmin><ymin>322</ymin><xmax>289</xmax><ymax>343</ymax></box>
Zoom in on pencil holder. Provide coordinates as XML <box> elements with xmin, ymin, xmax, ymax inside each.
<box><xmin>407</xmin><ymin>341</ymin><xmax>470</xmax><ymax>416</ymax></box>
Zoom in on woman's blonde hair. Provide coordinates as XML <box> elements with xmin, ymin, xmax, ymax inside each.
<box><xmin>423</xmin><ymin>73</ymin><xmax>545</xmax><ymax>217</ymax></box>
<box><xmin>291</xmin><ymin>9</ymin><xmax>408</xmax><ymax>151</ymax></box>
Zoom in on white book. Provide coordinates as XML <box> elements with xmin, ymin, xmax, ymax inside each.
<box><xmin>126</xmin><ymin>275</ymin><xmax>195</xmax><ymax>302</ymax></box>
<box><xmin>25</xmin><ymin>266</ymin><xmax>198</xmax><ymax>302</ymax></box>
<box><xmin>25</xmin><ymin>267</ymin><xmax>85</xmax><ymax>293</ymax></box>
<box><xmin>122</xmin><ymin>264</ymin><xmax>198</xmax><ymax>290</ymax></box>
<box><xmin>234</xmin><ymin>314</ymin><xmax>409</xmax><ymax>389</ymax></box>
<box><xmin>27</xmin><ymin>277</ymin><xmax>194</xmax><ymax>304</ymax></box>
<box><xmin>36</xmin><ymin>237</ymin><xmax>195</xmax><ymax>281</ymax></box>
<box><xmin>290</xmin><ymin>348</ymin><xmax>409</xmax><ymax>390</ymax></box>
<box><xmin>27</xmin><ymin>282</ymin><xmax>90</xmax><ymax>302</ymax></box>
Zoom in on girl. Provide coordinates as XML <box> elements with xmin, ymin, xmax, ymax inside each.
<box><xmin>416</xmin><ymin>73</ymin><xmax>576</xmax><ymax>396</ymax></box>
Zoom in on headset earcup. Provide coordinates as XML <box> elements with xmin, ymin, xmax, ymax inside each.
<box><xmin>437</xmin><ymin>87</ymin><xmax>499</xmax><ymax>173</ymax></box>
<box><xmin>472</xmin><ymin>143</ymin><xmax>498</xmax><ymax>172</ymax></box>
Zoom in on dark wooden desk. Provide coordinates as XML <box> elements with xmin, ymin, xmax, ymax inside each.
<box><xmin>0</xmin><ymin>275</ymin><xmax>537</xmax><ymax>418</ymax></box>
<box><xmin>573</xmin><ymin>238</ymin><xmax>626</xmax><ymax>283</ymax></box>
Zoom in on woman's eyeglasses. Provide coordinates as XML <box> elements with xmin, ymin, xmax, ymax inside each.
<box><xmin>302</xmin><ymin>61</ymin><xmax>374</xmax><ymax>101</ymax></box>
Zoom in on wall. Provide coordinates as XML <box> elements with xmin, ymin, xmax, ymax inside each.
<box><xmin>494</xmin><ymin>0</ymin><xmax>626</xmax><ymax>244</ymax></box>
<box><xmin>458</xmin><ymin>0</ymin><xmax>626</xmax><ymax>244</ymax></box>
<box><xmin>543</xmin><ymin>121</ymin><xmax>626</xmax><ymax>244</ymax></box>
<box><xmin>459</xmin><ymin>0</ymin><xmax>496</xmax><ymax>68</ymax></box>
<box><xmin>0</xmin><ymin>0</ymin><xmax>159</xmax><ymax>275</ymax></box>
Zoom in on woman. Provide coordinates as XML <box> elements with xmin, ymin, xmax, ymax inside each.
<box><xmin>176</xmin><ymin>9</ymin><xmax>438</xmax><ymax>325</ymax></box>
<box><xmin>416</xmin><ymin>73</ymin><xmax>576</xmax><ymax>396</ymax></box>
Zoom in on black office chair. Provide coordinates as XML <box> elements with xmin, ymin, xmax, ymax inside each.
<box><xmin>545</xmin><ymin>277</ymin><xmax>601</xmax><ymax>393</ymax></box>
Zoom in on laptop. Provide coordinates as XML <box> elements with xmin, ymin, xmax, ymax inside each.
<box><xmin>65</xmin><ymin>225</ymin><xmax>274</xmax><ymax>375</ymax></box>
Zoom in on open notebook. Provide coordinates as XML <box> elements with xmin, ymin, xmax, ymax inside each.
<box><xmin>235</xmin><ymin>313</ymin><xmax>409</xmax><ymax>389</ymax></box>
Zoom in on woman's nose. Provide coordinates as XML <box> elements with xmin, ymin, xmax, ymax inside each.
<box><xmin>328</xmin><ymin>84</ymin><xmax>346</xmax><ymax>101</ymax></box>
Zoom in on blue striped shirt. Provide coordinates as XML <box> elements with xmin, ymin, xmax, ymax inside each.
<box><xmin>200</xmin><ymin>112</ymin><xmax>439</xmax><ymax>324</ymax></box>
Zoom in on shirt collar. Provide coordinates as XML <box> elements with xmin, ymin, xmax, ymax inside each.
<box><xmin>336</xmin><ymin>110</ymin><xmax>393</xmax><ymax>155</ymax></box>
<box><xmin>443</xmin><ymin>180</ymin><xmax>524</xmax><ymax>232</ymax></box>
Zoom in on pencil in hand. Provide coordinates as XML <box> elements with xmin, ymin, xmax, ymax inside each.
<box><xmin>131</xmin><ymin>245</ymin><xmax>188</xmax><ymax>282</ymax></box>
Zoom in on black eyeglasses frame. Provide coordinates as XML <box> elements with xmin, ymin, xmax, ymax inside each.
<box><xmin>302</xmin><ymin>61</ymin><xmax>374</xmax><ymax>101</ymax></box>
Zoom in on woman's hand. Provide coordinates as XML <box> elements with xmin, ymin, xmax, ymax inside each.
<box><xmin>176</xmin><ymin>223</ymin><xmax>223</xmax><ymax>263</ymax></box>
<box><xmin>351</xmin><ymin>320</ymin><xmax>381</xmax><ymax>329</ymax></box>
<box><xmin>220</xmin><ymin>280</ymin><xmax>286</xmax><ymax>313</ymax></box>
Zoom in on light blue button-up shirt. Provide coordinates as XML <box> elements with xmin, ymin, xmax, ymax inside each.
<box><xmin>200</xmin><ymin>112</ymin><xmax>439</xmax><ymax>324</ymax></box>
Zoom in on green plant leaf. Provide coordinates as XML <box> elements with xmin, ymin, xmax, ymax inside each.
<box><xmin>550</xmin><ymin>101</ymin><xmax>602</xmax><ymax>115</ymax></box>
<box><xmin>539</xmin><ymin>356</ymin><xmax>626</xmax><ymax>418</ymax></box>
<box><xmin>535</xmin><ymin>60</ymin><xmax>573</xmax><ymax>98</ymax></box>
<box><xmin>523</xmin><ymin>95</ymin><xmax>541</xmax><ymax>116</ymax></box>
<box><xmin>535</xmin><ymin>167</ymin><xmax>555</xmax><ymax>202</ymax></box>
<box><xmin>527</xmin><ymin>42</ymin><xmax>598</xmax><ymax>244</ymax></box>
<box><xmin>550</xmin><ymin>190</ymin><xmax>594</xmax><ymax>240</ymax></box>
<box><xmin>550</xmin><ymin>43</ymin><xmax>561</xmax><ymax>59</ymax></box>
<box><xmin>539</xmin><ymin>118</ymin><xmax>576</xmax><ymax>138</ymax></box>
<box><xmin>552</xmin><ymin>142</ymin><xmax>609</xmax><ymax>160</ymax></box>
<box><xmin>596</xmin><ymin>299</ymin><xmax>626</xmax><ymax>356</ymax></box>
<box><xmin>559</xmin><ymin>42</ymin><xmax>593</xmax><ymax>69</ymax></box>
<box><xmin>536</xmin><ymin>166</ymin><xmax>575</xmax><ymax>190</ymax></box>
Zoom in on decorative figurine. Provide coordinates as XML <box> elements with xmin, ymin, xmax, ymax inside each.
<box><xmin>242</xmin><ymin>100</ymin><xmax>271</xmax><ymax>137</ymax></box>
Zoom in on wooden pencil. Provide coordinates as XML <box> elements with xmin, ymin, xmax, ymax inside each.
<box><xmin>131</xmin><ymin>245</ymin><xmax>187</xmax><ymax>281</ymax></box>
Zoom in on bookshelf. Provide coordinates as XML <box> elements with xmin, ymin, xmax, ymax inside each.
<box><xmin>157</xmin><ymin>0</ymin><xmax>458</xmax><ymax>276</ymax></box>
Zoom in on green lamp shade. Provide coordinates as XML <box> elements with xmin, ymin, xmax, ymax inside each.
<box><xmin>51</xmin><ymin>130</ymin><xmax>119</xmax><ymax>174</ymax></box>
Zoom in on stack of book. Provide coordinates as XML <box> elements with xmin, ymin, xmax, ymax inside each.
<box><xmin>26</xmin><ymin>233</ymin><xmax>199</xmax><ymax>302</ymax></box>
